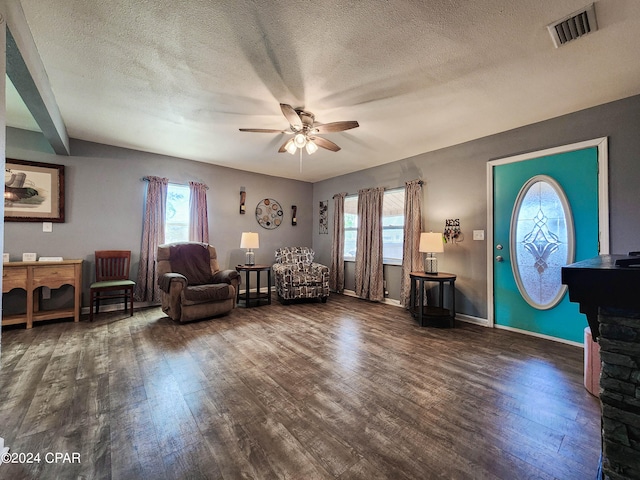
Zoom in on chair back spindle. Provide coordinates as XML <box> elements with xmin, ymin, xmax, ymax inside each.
<box><xmin>90</xmin><ymin>250</ymin><xmax>135</xmax><ymax>321</ymax></box>
<box><xmin>95</xmin><ymin>251</ymin><xmax>131</xmax><ymax>281</ymax></box>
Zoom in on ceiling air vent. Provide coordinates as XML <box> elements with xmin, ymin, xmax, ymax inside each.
<box><xmin>547</xmin><ymin>3</ymin><xmax>598</xmax><ymax>48</ymax></box>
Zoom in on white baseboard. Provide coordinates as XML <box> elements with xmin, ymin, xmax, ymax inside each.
<box><xmin>494</xmin><ymin>324</ymin><xmax>583</xmax><ymax>348</ymax></box>
<box><xmin>81</xmin><ymin>301</ymin><xmax>156</xmax><ymax>315</ymax></box>
<box><xmin>84</xmin><ymin>287</ymin><xmax>276</xmax><ymax>315</ymax></box>
<box><xmin>342</xmin><ymin>289</ymin><xmax>401</xmax><ymax>307</ymax></box>
<box><xmin>341</xmin><ymin>291</ymin><xmax>579</xmax><ymax>345</ymax></box>
<box><xmin>238</xmin><ymin>286</ymin><xmax>276</xmax><ymax>295</ymax></box>
<box><xmin>342</xmin><ymin>289</ymin><xmax>487</xmax><ymax>325</ymax></box>
<box><xmin>455</xmin><ymin>313</ymin><xmax>489</xmax><ymax>326</ymax></box>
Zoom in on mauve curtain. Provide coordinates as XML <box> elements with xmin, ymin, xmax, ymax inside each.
<box><xmin>400</xmin><ymin>179</ymin><xmax>424</xmax><ymax>308</ymax></box>
<box><xmin>135</xmin><ymin>176</ymin><xmax>168</xmax><ymax>303</ymax></box>
<box><xmin>355</xmin><ymin>187</ymin><xmax>384</xmax><ymax>301</ymax></box>
<box><xmin>189</xmin><ymin>181</ymin><xmax>209</xmax><ymax>243</ymax></box>
<box><xmin>330</xmin><ymin>192</ymin><xmax>347</xmax><ymax>292</ymax></box>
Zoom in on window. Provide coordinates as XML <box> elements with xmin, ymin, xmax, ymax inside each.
<box><xmin>381</xmin><ymin>188</ymin><xmax>405</xmax><ymax>264</ymax></box>
<box><xmin>165</xmin><ymin>183</ymin><xmax>190</xmax><ymax>243</ymax></box>
<box><xmin>344</xmin><ymin>196</ymin><xmax>358</xmax><ymax>260</ymax></box>
<box><xmin>343</xmin><ymin>188</ymin><xmax>405</xmax><ymax>264</ymax></box>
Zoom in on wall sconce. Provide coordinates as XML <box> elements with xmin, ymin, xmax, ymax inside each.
<box><xmin>239</xmin><ymin>187</ymin><xmax>246</xmax><ymax>214</ymax></box>
<box><xmin>419</xmin><ymin>232</ymin><xmax>444</xmax><ymax>274</ymax></box>
<box><xmin>292</xmin><ymin>205</ymin><xmax>297</xmax><ymax>226</ymax></box>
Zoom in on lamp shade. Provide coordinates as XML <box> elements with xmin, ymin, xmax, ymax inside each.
<box><xmin>293</xmin><ymin>133</ymin><xmax>307</xmax><ymax>148</ymax></box>
<box><xmin>285</xmin><ymin>139</ymin><xmax>297</xmax><ymax>155</ymax></box>
<box><xmin>305</xmin><ymin>140</ymin><xmax>318</xmax><ymax>155</ymax></box>
<box><xmin>419</xmin><ymin>232</ymin><xmax>444</xmax><ymax>253</ymax></box>
<box><xmin>240</xmin><ymin>232</ymin><xmax>259</xmax><ymax>249</ymax></box>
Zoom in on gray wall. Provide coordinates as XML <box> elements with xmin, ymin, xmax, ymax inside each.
<box><xmin>312</xmin><ymin>94</ymin><xmax>640</xmax><ymax>319</ymax></box>
<box><xmin>4</xmin><ymin>128</ymin><xmax>313</xmax><ymax>309</ymax></box>
<box><xmin>6</xmin><ymin>93</ymin><xmax>640</xmax><ymax>318</ymax></box>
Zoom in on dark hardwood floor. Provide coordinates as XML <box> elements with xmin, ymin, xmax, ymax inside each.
<box><xmin>0</xmin><ymin>293</ymin><xmax>600</xmax><ymax>479</ymax></box>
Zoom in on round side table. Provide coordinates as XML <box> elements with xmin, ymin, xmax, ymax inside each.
<box><xmin>235</xmin><ymin>264</ymin><xmax>272</xmax><ymax>307</ymax></box>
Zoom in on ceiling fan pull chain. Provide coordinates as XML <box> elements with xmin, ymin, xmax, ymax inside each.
<box><xmin>299</xmin><ymin>148</ymin><xmax>303</xmax><ymax>173</ymax></box>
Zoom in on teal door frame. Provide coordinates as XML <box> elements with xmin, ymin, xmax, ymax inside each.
<box><xmin>486</xmin><ymin>137</ymin><xmax>609</xmax><ymax>344</ymax></box>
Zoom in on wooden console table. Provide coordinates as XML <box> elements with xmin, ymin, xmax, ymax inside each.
<box><xmin>2</xmin><ymin>260</ymin><xmax>83</xmax><ymax>329</ymax></box>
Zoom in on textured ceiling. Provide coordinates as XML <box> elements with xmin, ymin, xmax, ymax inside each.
<box><xmin>10</xmin><ymin>0</ymin><xmax>640</xmax><ymax>182</ymax></box>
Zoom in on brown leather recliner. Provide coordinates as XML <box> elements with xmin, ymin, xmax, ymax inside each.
<box><xmin>157</xmin><ymin>242</ymin><xmax>240</xmax><ymax>323</ymax></box>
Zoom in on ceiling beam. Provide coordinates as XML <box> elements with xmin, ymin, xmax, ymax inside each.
<box><xmin>3</xmin><ymin>0</ymin><xmax>69</xmax><ymax>155</ymax></box>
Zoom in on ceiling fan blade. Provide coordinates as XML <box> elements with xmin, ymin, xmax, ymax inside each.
<box><xmin>280</xmin><ymin>103</ymin><xmax>303</xmax><ymax>130</ymax></box>
<box><xmin>239</xmin><ymin>128</ymin><xmax>288</xmax><ymax>133</ymax></box>
<box><xmin>313</xmin><ymin>120</ymin><xmax>359</xmax><ymax>134</ymax></box>
<box><xmin>311</xmin><ymin>136</ymin><xmax>341</xmax><ymax>152</ymax></box>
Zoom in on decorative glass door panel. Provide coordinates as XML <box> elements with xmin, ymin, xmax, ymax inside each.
<box><xmin>510</xmin><ymin>175</ymin><xmax>574</xmax><ymax>310</ymax></box>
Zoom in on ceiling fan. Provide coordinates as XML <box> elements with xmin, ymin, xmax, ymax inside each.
<box><xmin>239</xmin><ymin>103</ymin><xmax>359</xmax><ymax>155</ymax></box>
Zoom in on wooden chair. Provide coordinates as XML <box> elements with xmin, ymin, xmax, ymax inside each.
<box><xmin>89</xmin><ymin>250</ymin><xmax>135</xmax><ymax>321</ymax></box>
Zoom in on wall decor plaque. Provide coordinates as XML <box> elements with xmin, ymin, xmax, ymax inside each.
<box><xmin>319</xmin><ymin>200</ymin><xmax>328</xmax><ymax>234</ymax></box>
<box><xmin>255</xmin><ymin>198</ymin><xmax>283</xmax><ymax>229</ymax></box>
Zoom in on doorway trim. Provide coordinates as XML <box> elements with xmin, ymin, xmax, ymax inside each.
<box><xmin>486</xmin><ymin>137</ymin><xmax>609</xmax><ymax>332</ymax></box>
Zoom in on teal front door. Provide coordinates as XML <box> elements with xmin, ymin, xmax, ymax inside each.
<box><xmin>492</xmin><ymin>143</ymin><xmax>604</xmax><ymax>343</ymax></box>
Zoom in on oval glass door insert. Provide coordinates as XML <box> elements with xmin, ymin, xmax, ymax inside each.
<box><xmin>510</xmin><ymin>175</ymin><xmax>575</xmax><ymax>310</ymax></box>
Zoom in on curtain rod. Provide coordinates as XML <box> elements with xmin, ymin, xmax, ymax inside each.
<box><xmin>342</xmin><ymin>180</ymin><xmax>423</xmax><ymax>197</ymax></box>
<box><xmin>141</xmin><ymin>177</ymin><xmax>209</xmax><ymax>189</ymax></box>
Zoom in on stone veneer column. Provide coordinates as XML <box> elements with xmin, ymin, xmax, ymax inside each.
<box><xmin>562</xmin><ymin>254</ymin><xmax>640</xmax><ymax>480</ymax></box>
<box><xmin>598</xmin><ymin>308</ymin><xmax>640</xmax><ymax>480</ymax></box>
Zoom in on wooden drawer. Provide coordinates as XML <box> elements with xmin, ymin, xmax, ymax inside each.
<box><xmin>32</xmin><ymin>265</ymin><xmax>76</xmax><ymax>289</ymax></box>
<box><xmin>2</xmin><ymin>266</ymin><xmax>28</xmax><ymax>292</ymax></box>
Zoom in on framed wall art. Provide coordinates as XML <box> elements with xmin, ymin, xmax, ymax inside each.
<box><xmin>319</xmin><ymin>200</ymin><xmax>328</xmax><ymax>234</ymax></box>
<box><xmin>4</xmin><ymin>159</ymin><xmax>65</xmax><ymax>222</ymax></box>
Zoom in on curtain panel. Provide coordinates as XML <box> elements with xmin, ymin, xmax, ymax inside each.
<box><xmin>330</xmin><ymin>192</ymin><xmax>347</xmax><ymax>292</ymax></box>
<box><xmin>135</xmin><ymin>176</ymin><xmax>168</xmax><ymax>303</ymax></box>
<box><xmin>354</xmin><ymin>187</ymin><xmax>384</xmax><ymax>301</ymax></box>
<box><xmin>400</xmin><ymin>179</ymin><xmax>424</xmax><ymax>308</ymax></box>
<box><xmin>189</xmin><ymin>181</ymin><xmax>209</xmax><ymax>243</ymax></box>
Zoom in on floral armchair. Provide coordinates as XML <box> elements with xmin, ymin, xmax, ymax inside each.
<box><xmin>273</xmin><ymin>247</ymin><xmax>329</xmax><ymax>304</ymax></box>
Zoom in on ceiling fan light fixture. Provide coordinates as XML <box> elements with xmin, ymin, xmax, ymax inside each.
<box><xmin>284</xmin><ymin>139</ymin><xmax>297</xmax><ymax>155</ymax></box>
<box><xmin>240</xmin><ymin>103</ymin><xmax>359</xmax><ymax>155</ymax></box>
<box><xmin>294</xmin><ymin>133</ymin><xmax>307</xmax><ymax>148</ymax></box>
<box><xmin>305</xmin><ymin>140</ymin><xmax>318</xmax><ymax>155</ymax></box>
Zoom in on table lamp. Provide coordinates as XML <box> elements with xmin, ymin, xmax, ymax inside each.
<box><xmin>240</xmin><ymin>232</ymin><xmax>259</xmax><ymax>265</ymax></box>
<box><xmin>419</xmin><ymin>232</ymin><xmax>444</xmax><ymax>274</ymax></box>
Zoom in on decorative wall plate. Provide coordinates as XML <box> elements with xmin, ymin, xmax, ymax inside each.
<box><xmin>255</xmin><ymin>198</ymin><xmax>283</xmax><ymax>229</ymax></box>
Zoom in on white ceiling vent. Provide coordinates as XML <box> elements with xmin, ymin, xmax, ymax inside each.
<box><xmin>547</xmin><ymin>3</ymin><xmax>598</xmax><ymax>48</ymax></box>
